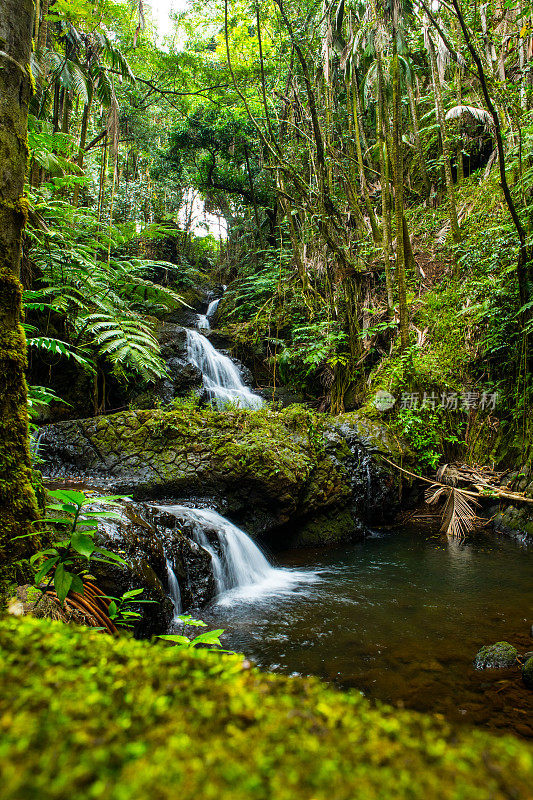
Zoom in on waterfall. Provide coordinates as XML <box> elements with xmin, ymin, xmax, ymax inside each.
<box><xmin>166</xmin><ymin>559</ymin><xmax>183</xmax><ymax>620</ymax></box>
<box><xmin>155</xmin><ymin>505</ymin><xmax>311</xmax><ymax>605</ymax></box>
<box><xmin>186</xmin><ymin>329</ymin><xmax>264</xmax><ymax>409</ymax></box>
<box><xmin>195</xmin><ymin>298</ymin><xmax>221</xmax><ymax>331</ymax></box>
<box><xmin>206</xmin><ymin>298</ymin><xmax>221</xmax><ymax>318</ymax></box>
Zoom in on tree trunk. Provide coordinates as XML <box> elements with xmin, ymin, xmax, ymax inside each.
<box><xmin>406</xmin><ymin>80</ymin><xmax>431</xmax><ymax>197</ymax></box>
<box><xmin>392</xmin><ymin>35</ymin><xmax>409</xmax><ymax>352</ymax></box>
<box><xmin>73</xmin><ymin>95</ymin><xmax>93</xmax><ymax>208</ymax></box>
<box><xmin>451</xmin><ymin>0</ymin><xmax>532</xmax><ymax>309</ymax></box>
<box><xmin>428</xmin><ymin>35</ymin><xmax>461</xmax><ymax>244</ymax></box>
<box><xmin>351</xmin><ymin>62</ymin><xmax>380</xmax><ymax>243</ymax></box>
<box><xmin>0</xmin><ymin>0</ymin><xmax>40</xmax><ymax>592</ymax></box>
<box><xmin>377</xmin><ymin>57</ymin><xmax>394</xmax><ymax>315</ymax></box>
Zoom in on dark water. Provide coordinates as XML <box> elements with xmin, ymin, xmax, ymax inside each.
<box><xmin>205</xmin><ymin>525</ymin><xmax>533</xmax><ymax>737</ymax></box>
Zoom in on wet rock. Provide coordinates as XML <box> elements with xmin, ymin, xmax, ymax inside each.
<box><xmin>130</xmin><ymin>324</ymin><xmax>203</xmax><ymax>409</ymax></box>
<box><xmin>38</xmin><ymin>407</ymin><xmax>410</xmax><ymax>545</ymax></box>
<box><xmin>89</xmin><ymin>501</ymin><xmax>216</xmax><ymax>636</ymax></box>
<box><xmin>474</xmin><ymin>642</ymin><xmax>518</xmax><ymax>670</ymax></box>
<box><xmin>522</xmin><ymin>657</ymin><xmax>533</xmax><ymax>689</ymax></box>
<box><xmin>259</xmin><ymin>386</ymin><xmax>306</xmax><ymax>408</ymax></box>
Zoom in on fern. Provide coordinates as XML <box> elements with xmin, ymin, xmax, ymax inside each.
<box><xmin>27</xmin><ymin>335</ymin><xmax>95</xmax><ymax>371</ymax></box>
<box><xmin>79</xmin><ymin>313</ymin><xmax>168</xmax><ymax>381</ymax></box>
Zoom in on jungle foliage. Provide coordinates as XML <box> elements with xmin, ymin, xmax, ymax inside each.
<box><xmin>18</xmin><ymin>0</ymin><xmax>533</xmax><ymax>461</ymax></box>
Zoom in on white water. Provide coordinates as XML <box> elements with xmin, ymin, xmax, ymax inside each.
<box><xmin>206</xmin><ymin>298</ymin><xmax>221</xmax><ymax>318</ymax></box>
<box><xmin>195</xmin><ymin>298</ymin><xmax>222</xmax><ymax>331</ymax></box>
<box><xmin>186</xmin><ymin>328</ymin><xmax>264</xmax><ymax>409</ymax></box>
<box><xmin>166</xmin><ymin>559</ymin><xmax>183</xmax><ymax>620</ymax></box>
<box><xmin>155</xmin><ymin>505</ymin><xmax>314</xmax><ymax>606</ymax></box>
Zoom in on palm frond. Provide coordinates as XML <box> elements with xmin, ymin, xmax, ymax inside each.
<box><xmin>445</xmin><ymin>105</ymin><xmax>494</xmax><ymax>130</ymax></box>
<box><xmin>426</xmin><ymin>483</ymin><xmax>479</xmax><ymax>538</ymax></box>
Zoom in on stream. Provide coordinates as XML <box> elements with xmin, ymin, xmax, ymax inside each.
<box><xmin>41</xmin><ymin>291</ymin><xmax>533</xmax><ymax>740</ymax></box>
<box><xmin>195</xmin><ymin>524</ymin><xmax>533</xmax><ymax>738</ymax></box>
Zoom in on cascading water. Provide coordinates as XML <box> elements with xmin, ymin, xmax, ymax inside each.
<box><xmin>195</xmin><ymin>297</ymin><xmax>222</xmax><ymax>331</ymax></box>
<box><xmin>206</xmin><ymin>297</ymin><xmax>221</xmax><ymax>318</ymax></box>
<box><xmin>186</xmin><ymin>329</ymin><xmax>264</xmax><ymax>409</ymax></box>
<box><xmin>155</xmin><ymin>505</ymin><xmax>313</xmax><ymax>605</ymax></box>
<box><xmin>166</xmin><ymin>559</ymin><xmax>183</xmax><ymax>620</ymax></box>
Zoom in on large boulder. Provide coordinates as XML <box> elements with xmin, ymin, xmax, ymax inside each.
<box><xmin>37</xmin><ymin>406</ymin><xmax>411</xmax><ymax>546</ymax></box>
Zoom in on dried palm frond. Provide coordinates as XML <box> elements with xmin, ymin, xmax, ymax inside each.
<box><xmin>426</xmin><ymin>483</ymin><xmax>479</xmax><ymax>538</ymax></box>
<box><xmin>434</xmin><ymin>220</ymin><xmax>450</xmax><ymax>246</ymax></box>
<box><xmin>440</xmin><ymin>488</ymin><xmax>479</xmax><ymax>538</ymax></box>
<box><xmin>444</xmin><ymin>105</ymin><xmax>494</xmax><ymax>130</ymax></box>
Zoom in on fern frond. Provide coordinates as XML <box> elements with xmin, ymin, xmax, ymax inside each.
<box><xmin>80</xmin><ymin>313</ymin><xmax>167</xmax><ymax>381</ymax></box>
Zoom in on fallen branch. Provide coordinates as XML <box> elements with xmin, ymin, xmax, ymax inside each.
<box><xmin>380</xmin><ymin>456</ymin><xmax>533</xmax><ymax>505</ymax></box>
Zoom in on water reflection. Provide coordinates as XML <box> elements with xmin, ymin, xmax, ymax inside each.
<box><xmin>206</xmin><ymin>527</ymin><xmax>533</xmax><ymax>737</ymax></box>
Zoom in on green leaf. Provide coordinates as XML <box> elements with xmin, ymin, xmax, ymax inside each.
<box><xmin>121</xmin><ymin>588</ymin><xmax>144</xmax><ymax>599</ymax></box>
<box><xmin>177</xmin><ymin>614</ymin><xmax>207</xmax><ymax>627</ymax></box>
<box><xmin>70</xmin><ymin>532</ymin><xmax>96</xmax><ymax>558</ymax></box>
<box><xmin>48</xmin><ymin>489</ymin><xmax>86</xmax><ymax>506</ymax></box>
<box><xmin>81</xmin><ymin>511</ymin><xmax>123</xmax><ymax>520</ymax></box>
<box><xmin>54</xmin><ymin>564</ymin><xmax>73</xmax><ymax>605</ymax></box>
<box><xmin>70</xmin><ymin>574</ymin><xmax>84</xmax><ymax>595</ymax></box>
<box><xmin>190</xmin><ymin>630</ymin><xmax>225</xmax><ymax>647</ymax></box>
<box><xmin>156</xmin><ymin>635</ymin><xmax>191</xmax><ymax>646</ymax></box>
<box><xmin>108</xmin><ymin>601</ymin><xmax>118</xmax><ymax>618</ymax></box>
<box><xmin>93</xmin><ymin>548</ymin><xmax>127</xmax><ymax>563</ymax></box>
<box><xmin>34</xmin><ymin>556</ymin><xmax>59</xmax><ymax>584</ymax></box>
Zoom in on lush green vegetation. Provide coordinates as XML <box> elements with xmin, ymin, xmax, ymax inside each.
<box><xmin>1</xmin><ymin>0</ymin><xmax>533</xmax><ymax>793</ymax></box>
<box><xmin>1</xmin><ymin>616</ymin><xmax>532</xmax><ymax>799</ymax></box>
<box><xmin>6</xmin><ymin>0</ymin><xmax>531</xmax><ymax>457</ymax></box>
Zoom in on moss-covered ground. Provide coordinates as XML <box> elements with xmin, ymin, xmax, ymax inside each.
<box><xmin>1</xmin><ymin>616</ymin><xmax>532</xmax><ymax>800</ymax></box>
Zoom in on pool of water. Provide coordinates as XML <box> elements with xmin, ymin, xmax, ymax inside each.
<box><xmin>203</xmin><ymin>525</ymin><xmax>533</xmax><ymax>737</ymax></box>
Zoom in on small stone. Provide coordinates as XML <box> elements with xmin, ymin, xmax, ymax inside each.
<box><xmin>522</xmin><ymin>657</ymin><xmax>533</xmax><ymax>689</ymax></box>
<box><xmin>474</xmin><ymin>642</ymin><xmax>518</xmax><ymax>670</ymax></box>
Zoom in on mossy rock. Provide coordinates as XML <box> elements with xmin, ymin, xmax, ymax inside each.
<box><xmin>522</xmin><ymin>657</ymin><xmax>533</xmax><ymax>689</ymax></box>
<box><xmin>37</xmin><ymin>406</ymin><xmax>406</xmax><ymax>543</ymax></box>
<box><xmin>474</xmin><ymin>642</ymin><xmax>518</xmax><ymax>670</ymax></box>
<box><xmin>0</xmin><ymin>617</ymin><xmax>532</xmax><ymax>800</ymax></box>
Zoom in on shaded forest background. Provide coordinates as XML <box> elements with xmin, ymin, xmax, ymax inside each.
<box><xmin>21</xmin><ymin>0</ymin><xmax>533</xmax><ymax>470</ymax></box>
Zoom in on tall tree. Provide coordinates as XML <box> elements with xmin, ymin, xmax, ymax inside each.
<box><xmin>0</xmin><ymin>0</ymin><xmax>40</xmax><ymax>591</ymax></box>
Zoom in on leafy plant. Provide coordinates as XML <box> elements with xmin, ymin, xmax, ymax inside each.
<box><xmin>103</xmin><ymin>588</ymin><xmax>156</xmax><ymax>630</ymax></box>
<box><xmin>157</xmin><ymin>614</ymin><xmax>226</xmax><ymax>651</ymax></box>
<box><xmin>26</xmin><ymin>489</ymin><xmax>128</xmax><ymax>605</ymax></box>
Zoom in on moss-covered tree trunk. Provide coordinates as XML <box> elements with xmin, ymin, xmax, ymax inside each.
<box><xmin>392</xmin><ymin>35</ymin><xmax>409</xmax><ymax>352</ymax></box>
<box><xmin>0</xmin><ymin>0</ymin><xmax>40</xmax><ymax>593</ymax></box>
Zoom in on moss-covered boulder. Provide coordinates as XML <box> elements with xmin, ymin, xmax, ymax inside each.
<box><xmin>0</xmin><ymin>617</ymin><xmax>532</xmax><ymax>800</ymax></box>
<box><xmin>522</xmin><ymin>656</ymin><xmax>533</xmax><ymax>689</ymax></box>
<box><xmin>474</xmin><ymin>642</ymin><xmax>518</xmax><ymax>670</ymax></box>
<box><xmin>38</xmin><ymin>406</ymin><xmax>407</xmax><ymax>544</ymax></box>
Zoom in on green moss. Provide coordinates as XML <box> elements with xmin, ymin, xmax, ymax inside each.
<box><xmin>522</xmin><ymin>657</ymin><xmax>533</xmax><ymax>689</ymax></box>
<box><xmin>0</xmin><ymin>616</ymin><xmax>531</xmax><ymax>799</ymax></box>
<box><xmin>69</xmin><ymin>405</ymin><xmax>343</xmax><ymax>497</ymax></box>
<box><xmin>0</xmin><ymin>276</ymin><xmax>40</xmax><ymax>602</ymax></box>
<box><xmin>474</xmin><ymin>642</ymin><xmax>518</xmax><ymax>670</ymax></box>
<box><xmin>291</xmin><ymin>508</ymin><xmax>356</xmax><ymax>546</ymax></box>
